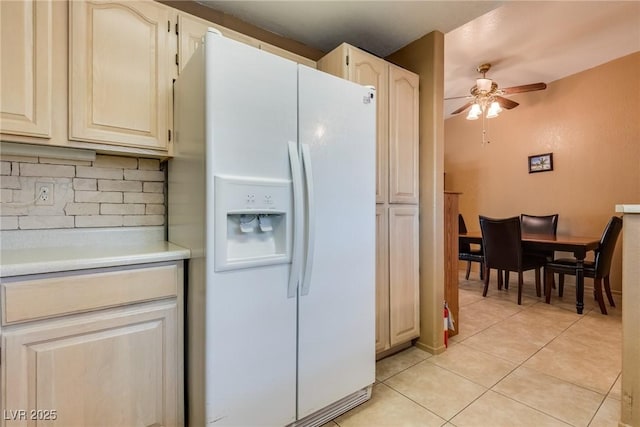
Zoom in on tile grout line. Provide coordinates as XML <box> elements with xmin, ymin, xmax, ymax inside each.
<box><xmin>461</xmin><ymin>279</ymin><xmax>616</xmax><ymax>425</ymax></box>
<box><xmin>448</xmin><ymin>284</ymin><xmax>603</xmax><ymax>425</ymax></box>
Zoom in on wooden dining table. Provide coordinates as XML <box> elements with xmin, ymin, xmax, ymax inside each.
<box><xmin>459</xmin><ymin>231</ymin><xmax>601</xmax><ymax>314</ymax></box>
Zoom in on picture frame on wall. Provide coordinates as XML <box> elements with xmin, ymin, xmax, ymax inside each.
<box><xmin>528</xmin><ymin>153</ymin><xmax>553</xmax><ymax>173</ymax></box>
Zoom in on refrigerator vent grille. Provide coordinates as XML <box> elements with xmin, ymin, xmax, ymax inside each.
<box><xmin>288</xmin><ymin>386</ymin><xmax>372</xmax><ymax>427</ymax></box>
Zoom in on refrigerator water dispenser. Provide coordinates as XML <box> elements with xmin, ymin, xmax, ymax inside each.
<box><xmin>214</xmin><ymin>175</ymin><xmax>292</xmax><ymax>271</ymax></box>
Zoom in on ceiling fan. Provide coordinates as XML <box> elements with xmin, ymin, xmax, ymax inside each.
<box><xmin>447</xmin><ymin>63</ymin><xmax>547</xmax><ymax>119</ymax></box>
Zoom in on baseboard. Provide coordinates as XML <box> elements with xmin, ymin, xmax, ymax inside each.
<box><xmin>415</xmin><ymin>340</ymin><xmax>446</xmax><ymax>355</ymax></box>
<box><xmin>376</xmin><ymin>341</ymin><xmax>412</xmax><ymax>360</ymax></box>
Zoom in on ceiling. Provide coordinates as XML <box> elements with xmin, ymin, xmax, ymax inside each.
<box><xmin>198</xmin><ymin>1</ymin><xmax>640</xmax><ymax>117</ymax></box>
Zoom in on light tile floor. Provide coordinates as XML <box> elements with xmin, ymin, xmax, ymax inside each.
<box><xmin>324</xmin><ymin>271</ymin><xmax>622</xmax><ymax>427</ymax></box>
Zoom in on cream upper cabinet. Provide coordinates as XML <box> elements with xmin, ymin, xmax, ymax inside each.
<box><xmin>69</xmin><ymin>0</ymin><xmax>172</xmax><ymax>151</ymax></box>
<box><xmin>177</xmin><ymin>13</ymin><xmax>260</xmax><ymax>74</ymax></box>
<box><xmin>388</xmin><ymin>206</ymin><xmax>420</xmax><ymax>347</ymax></box>
<box><xmin>177</xmin><ymin>13</ymin><xmax>315</xmax><ymax>74</ymax></box>
<box><xmin>177</xmin><ymin>13</ymin><xmax>210</xmax><ymax>74</ymax></box>
<box><xmin>259</xmin><ymin>42</ymin><xmax>317</xmax><ymax>68</ymax></box>
<box><xmin>0</xmin><ymin>0</ymin><xmax>52</xmax><ymax>138</ymax></box>
<box><xmin>318</xmin><ymin>44</ymin><xmax>389</xmax><ymax>204</ymax></box>
<box><xmin>375</xmin><ymin>206</ymin><xmax>390</xmax><ymax>353</ymax></box>
<box><xmin>388</xmin><ymin>65</ymin><xmax>419</xmax><ymax>204</ymax></box>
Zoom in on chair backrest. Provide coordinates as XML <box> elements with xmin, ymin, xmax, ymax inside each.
<box><xmin>520</xmin><ymin>213</ymin><xmax>559</xmax><ymax>235</ymax></box>
<box><xmin>594</xmin><ymin>216</ymin><xmax>623</xmax><ymax>278</ymax></box>
<box><xmin>479</xmin><ymin>216</ymin><xmax>523</xmax><ymax>271</ymax></box>
<box><xmin>458</xmin><ymin>214</ymin><xmax>471</xmax><ymax>253</ymax></box>
<box><xmin>458</xmin><ymin>214</ymin><xmax>468</xmax><ymax>234</ymax></box>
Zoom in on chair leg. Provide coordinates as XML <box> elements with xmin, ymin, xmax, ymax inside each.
<box><xmin>517</xmin><ymin>272</ymin><xmax>523</xmax><ymax>305</ymax></box>
<box><xmin>483</xmin><ymin>267</ymin><xmax>490</xmax><ymax>297</ymax></box>
<box><xmin>594</xmin><ymin>277</ymin><xmax>608</xmax><ymax>315</ymax></box>
<box><xmin>544</xmin><ymin>268</ymin><xmax>553</xmax><ymax>303</ymax></box>
<box><xmin>497</xmin><ymin>269</ymin><xmax>503</xmax><ymax>290</ymax></box>
<box><xmin>504</xmin><ymin>271</ymin><xmax>510</xmax><ymax>289</ymax></box>
<box><xmin>534</xmin><ymin>268</ymin><xmax>541</xmax><ymax>297</ymax></box>
<box><xmin>479</xmin><ymin>262</ymin><xmax>485</xmax><ymax>281</ymax></box>
<box><xmin>558</xmin><ymin>274</ymin><xmax>565</xmax><ymax>297</ymax></box>
<box><xmin>604</xmin><ymin>275</ymin><xmax>616</xmax><ymax>307</ymax></box>
<box><xmin>465</xmin><ymin>261</ymin><xmax>471</xmax><ymax>280</ymax></box>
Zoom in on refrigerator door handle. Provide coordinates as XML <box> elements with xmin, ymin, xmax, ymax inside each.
<box><xmin>288</xmin><ymin>141</ymin><xmax>303</xmax><ymax>298</ymax></box>
<box><xmin>300</xmin><ymin>143</ymin><xmax>315</xmax><ymax>296</ymax></box>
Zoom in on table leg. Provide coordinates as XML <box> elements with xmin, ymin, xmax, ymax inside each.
<box><xmin>576</xmin><ymin>258</ymin><xmax>585</xmax><ymax>314</ymax></box>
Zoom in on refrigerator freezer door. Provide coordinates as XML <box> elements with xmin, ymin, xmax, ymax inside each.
<box><xmin>296</xmin><ymin>66</ymin><xmax>377</xmax><ymax>418</ymax></box>
<box><xmin>204</xmin><ymin>32</ymin><xmax>298</xmax><ymax>426</ymax></box>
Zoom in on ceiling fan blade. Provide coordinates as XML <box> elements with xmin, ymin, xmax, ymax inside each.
<box><xmin>496</xmin><ymin>96</ymin><xmax>519</xmax><ymax>109</ymax></box>
<box><xmin>501</xmin><ymin>82</ymin><xmax>547</xmax><ymax>95</ymax></box>
<box><xmin>451</xmin><ymin>101</ymin><xmax>473</xmax><ymax>115</ymax></box>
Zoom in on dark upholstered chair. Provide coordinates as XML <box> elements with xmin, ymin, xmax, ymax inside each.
<box><xmin>545</xmin><ymin>216</ymin><xmax>622</xmax><ymax>314</ymax></box>
<box><xmin>479</xmin><ymin>216</ymin><xmax>547</xmax><ymax>305</ymax></box>
<box><xmin>517</xmin><ymin>213</ymin><xmax>559</xmax><ymax>288</ymax></box>
<box><xmin>458</xmin><ymin>214</ymin><xmax>484</xmax><ymax>280</ymax></box>
<box><xmin>520</xmin><ymin>213</ymin><xmax>559</xmax><ymax>235</ymax></box>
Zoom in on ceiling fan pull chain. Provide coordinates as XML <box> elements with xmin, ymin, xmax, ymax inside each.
<box><xmin>482</xmin><ymin>114</ymin><xmax>489</xmax><ymax>145</ymax></box>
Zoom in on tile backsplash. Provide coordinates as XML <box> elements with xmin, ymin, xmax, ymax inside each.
<box><xmin>0</xmin><ymin>154</ymin><xmax>166</xmax><ymax>230</ymax></box>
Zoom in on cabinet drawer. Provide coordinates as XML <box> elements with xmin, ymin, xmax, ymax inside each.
<box><xmin>2</xmin><ymin>263</ymin><xmax>178</xmax><ymax>325</ymax></box>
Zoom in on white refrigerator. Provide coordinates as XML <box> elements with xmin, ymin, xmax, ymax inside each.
<box><xmin>169</xmin><ymin>30</ymin><xmax>376</xmax><ymax>426</ymax></box>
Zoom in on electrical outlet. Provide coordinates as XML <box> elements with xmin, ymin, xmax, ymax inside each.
<box><xmin>35</xmin><ymin>182</ymin><xmax>54</xmax><ymax>205</ymax></box>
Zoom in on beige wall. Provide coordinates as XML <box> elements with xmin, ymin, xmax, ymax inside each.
<box><xmin>444</xmin><ymin>52</ymin><xmax>640</xmax><ymax>292</ymax></box>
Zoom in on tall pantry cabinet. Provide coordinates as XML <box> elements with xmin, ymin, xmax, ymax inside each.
<box><xmin>318</xmin><ymin>44</ymin><xmax>420</xmax><ymax>355</ymax></box>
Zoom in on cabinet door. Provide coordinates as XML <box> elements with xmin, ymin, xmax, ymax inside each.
<box><xmin>0</xmin><ymin>0</ymin><xmax>52</xmax><ymax>138</ymax></box>
<box><xmin>177</xmin><ymin>14</ymin><xmax>209</xmax><ymax>74</ymax></box>
<box><xmin>388</xmin><ymin>65</ymin><xmax>419</xmax><ymax>204</ymax></box>
<box><xmin>375</xmin><ymin>206</ymin><xmax>390</xmax><ymax>353</ymax></box>
<box><xmin>177</xmin><ymin>13</ymin><xmax>262</xmax><ymax>74</ymax></box>
<box><xmin>2</xmin><ymin>301</ymin><xmax>179</xmax><ymax>427</ymax></box>
<box><xmin>69</xmin><ymin>0</ymin><xmax>171</xmax><ymax>151</ymax></box>
<box><xmin>388</xmin><ymin>206</ymin><xmax>420</xmax><ymax>347</ymax></box>
<box><xmin>347</xmin><ymin>48</ymin><xmax>389</xmax><ymax>204</ymax></box>
<box><xmin>259</xmin><ymin>42</ymin><xmax>316</xmax><ymax>68</ymax></box>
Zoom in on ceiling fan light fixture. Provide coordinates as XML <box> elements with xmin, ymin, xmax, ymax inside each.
<box><xmin>466</xmin><ymin>103</ymin><xmax>482</xmax><ymax>120</ymax></box>
<box><xmin>476</xmin><ymin>78</ymin><xmax>492</xmax><ymax>92</ymax></box>
<box><xmin>486</xmin><ymin>101</ymin><xmax>502</xmax><ymax>118</ymax></box>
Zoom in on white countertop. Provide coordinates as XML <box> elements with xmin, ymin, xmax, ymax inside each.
<box><xmin>0</xmin><ymin>227</ymin><xmax>190</xmax><ymax>277</ymax></box>
<box><xmin>616</xmin><ymin>204</ymin><xmax>640</xmax><ymax>213</ymax></box>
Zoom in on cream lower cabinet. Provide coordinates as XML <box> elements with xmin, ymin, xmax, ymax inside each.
<box><xmin>376</xmin><ymin>206</ymin><xmax>420</xmax><ymax>354</ymax></box>
<box><xmin>375</xmin><ymin>206</ymin><xmax>390</xmax><ymax>353</ymax></box>
<box><xmin>0</xmin><ymin>261</ymin><xmax>184</xmax><ymax>427</ymax></box>
<box><xmin>388</xmin><ymin>206</ymin><xmax>420</xmax><ymax>347</ymax></box>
